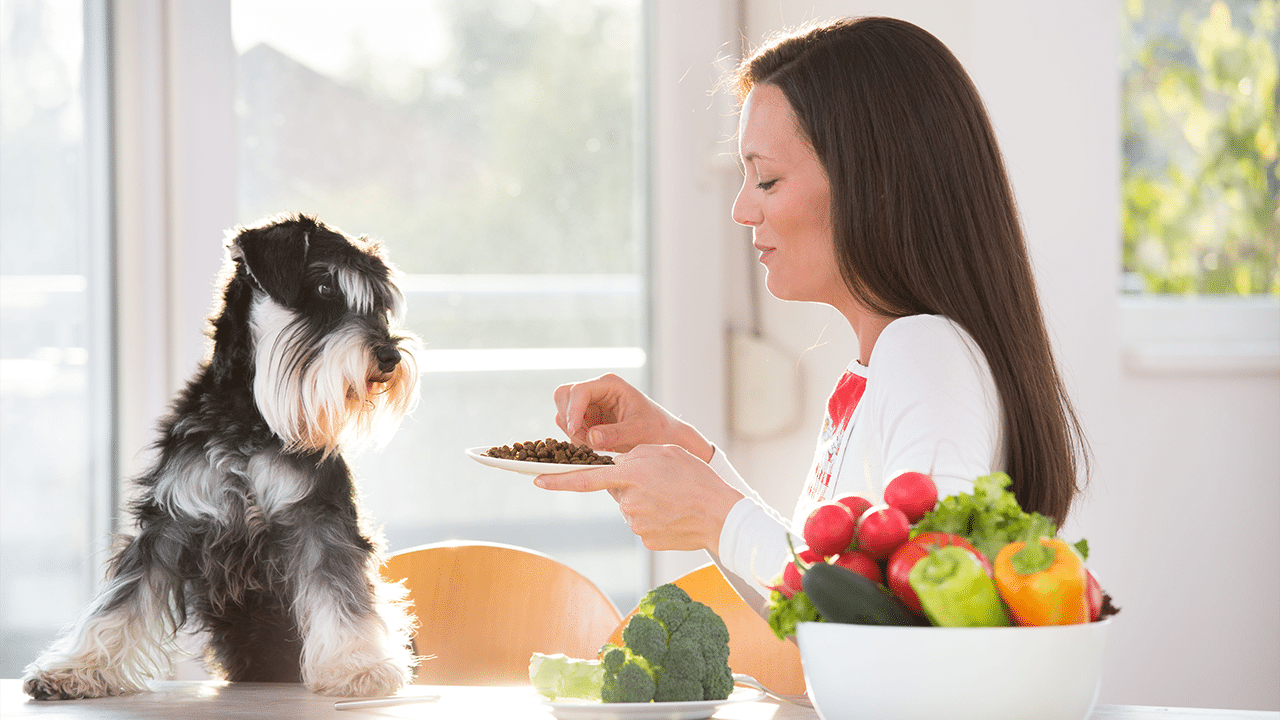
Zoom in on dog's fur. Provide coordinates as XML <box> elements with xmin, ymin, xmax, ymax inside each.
<box><xmin>22</xmin><ymin>214</ymin><xmax>421</xmax><ymax>699</ymax></box>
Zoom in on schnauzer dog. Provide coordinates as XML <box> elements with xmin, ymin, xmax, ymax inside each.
<box><xmin>23</xmin><ymin>214</ymin><xmax>421</xmax><ymax>699</ymax></box>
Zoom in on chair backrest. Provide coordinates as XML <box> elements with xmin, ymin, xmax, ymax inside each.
<box><xmin>606</xmin><ymin>562</ymin><xmax>806</xmax><ymax>695</ymax></box>
<box><xmin>383</xmin><ymin>541</ymin><xmax>623</xmax><ymax>685</ymax></box>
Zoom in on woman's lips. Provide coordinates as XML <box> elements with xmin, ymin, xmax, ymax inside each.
<box><xmin>754</xmin><ymin>244</ymin><xmax>774</xmax><ymax>263</ymax></box>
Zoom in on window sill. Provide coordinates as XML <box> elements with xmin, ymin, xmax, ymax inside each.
<box><xmin>1120</xmin><ymin>296</ymin><xmax>1280</xmax><ymax>376</ymax></box>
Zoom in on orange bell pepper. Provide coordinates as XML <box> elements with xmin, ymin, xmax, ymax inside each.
<box><xmin>993</xmin><ymin>537</ymin><xmax>1090</xmax><ymax>626</ymax></box>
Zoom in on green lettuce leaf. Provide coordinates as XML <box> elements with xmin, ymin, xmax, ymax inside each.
<box><xmin>766</xmin><ymin>590</ymin><xmax>820</xmax><ymax>641</ymax></box>
<box><xmin>913</xmin><ymin>472</ymin><xmax>1057</xmax><ymax>562</ymax></box>
<box><xmin>529</xmin><ymin>652</ymin><xmax>604</xmax><ymax>701</ymax></box>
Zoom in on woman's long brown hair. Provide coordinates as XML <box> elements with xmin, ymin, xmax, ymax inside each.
<box><xmin>733</xmin><ymin>17</ymin><xmax>1089</xmax><ymax>524</ymax></box>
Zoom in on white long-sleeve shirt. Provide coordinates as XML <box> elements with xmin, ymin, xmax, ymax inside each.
<box><xmin>711</xmin><ymin>314</ymin><xmax>1005</xmax><ymax>600</ymax></box>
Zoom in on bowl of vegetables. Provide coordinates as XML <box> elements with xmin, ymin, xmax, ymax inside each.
<box><xmin>768</xmin><ymin>472</ymin><xmax>1119</xmax><ymax>720</ymax></box>
<box><xmin>796</xmin><ymin>619</ymin><xmax>1110</xmax><ymax>720</ymax></box>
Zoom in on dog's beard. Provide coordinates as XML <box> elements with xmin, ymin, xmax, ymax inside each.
<box><xmin>251</xmin><ymin>297</ymin><xmax>419</xmax><ymax>458</ymax></box>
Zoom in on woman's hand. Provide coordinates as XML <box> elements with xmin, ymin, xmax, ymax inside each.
<box><xmin>553</xmin><ymin>373</ymin><xmax>713</xmax><ymax>462</ymax></box>
<box><xmin>535</xmin><ymin>444</ymin><xmax>745</xmax><ymax>553</ymax></box>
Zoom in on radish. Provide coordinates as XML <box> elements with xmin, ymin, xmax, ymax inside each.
<box><xmin>799</xmin><ymin>547</ymin><xmax>825</xmax><ymax>565</ymax></box>
<box><xmin>1086</xmin><ymin>570</ymin><xmax>1103</xmax><ymax>622</ymax></box>
<box><xmin>856</xmin><ymin>504</ymin><xmax>911</xmax><ymax>559</ymax></box>
<box><xmin>883</xmin><ymin>471</ymin><xmax>938</xmax><ymax>523</ymax></box>
<box><xmin>802</xmin><ymin>502</ymin><xmax>856</xmax><ymax>557</ymax></box>
<box><xmin>831</xmin><ymin>551</ymin><xmax>882</xmax><ymax>584</ymax></box>
<box><xmin>769</xmin><ymin>547</ymin><xmax>824</xmax><ymax>598</ymax></box>
<box><xmin>775</xmin><ymin>559</ymin><xmax>804</xmax><ymax>599</ymax></box>
<box><xmin>835</xmin><ymin>494</ymin><xmax>873</xmax><ymax>520</ymax></box>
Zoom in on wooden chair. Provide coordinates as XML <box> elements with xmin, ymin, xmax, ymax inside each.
<box><xmin>606</xmin><ymin>562</ymin><xmax>806</xmax><ymax>695</ymax></box>
<box><xmin>382</xmin><ymin>540</ymin><xmax>623</xmax><ymax>685</ymax></box>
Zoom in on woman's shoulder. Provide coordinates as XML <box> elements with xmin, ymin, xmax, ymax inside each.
<box><xmin>867</xmin><ymin>314</ymin><xmax>991</xmax><ymax>387</ymax></box>
<box><xmin>875</xmin><ymin>314</ymin><xmax>979</xmax><ymax>355</ymax></box>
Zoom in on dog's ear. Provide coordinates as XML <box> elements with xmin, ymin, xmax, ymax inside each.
<box><xmin>228</xmin><ymin>217</ymin><xmax>313</xmax><ymax>306</ymax></box>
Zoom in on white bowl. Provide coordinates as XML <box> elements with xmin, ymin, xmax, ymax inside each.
<box><xmin>796</xmin><ymin>619</ymin><xmax>1111</xmax><ymax>720</ymax></box>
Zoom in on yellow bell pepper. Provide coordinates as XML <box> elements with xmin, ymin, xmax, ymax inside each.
<box><xmin>993</xmin><ymin>537</ymin><xmax>1090</xmax><ymax>626</ymax></box>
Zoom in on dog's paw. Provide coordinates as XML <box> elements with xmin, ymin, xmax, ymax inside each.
<box><xmin>308</xmin><ymin>656</ymin><xmax>410</xmax><ymax>697</ymax></box>
<box><xmin>22</xmin><ymin>665</ymin><xmax>145</xmax><ymax>700</ymax></box>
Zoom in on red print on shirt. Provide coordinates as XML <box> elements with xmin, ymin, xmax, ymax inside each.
<box><xmin>827</xmin><ymin>371</ymin><xmax>867</xmax><ymax>429</ymax></box>
<box><xmin>805</xmin><ymin>370</ymin><xmax>867</xmax><ymax>503</ymax></box>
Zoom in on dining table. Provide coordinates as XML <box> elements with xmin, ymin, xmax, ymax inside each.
<box><xmin>3</xmin><ymin>679</ymin><xmax>1278</xmax><ymax>720</ymax></box>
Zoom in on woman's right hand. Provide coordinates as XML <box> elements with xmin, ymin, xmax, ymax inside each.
<box><xmin>553</xmin><ymin>373</ymin><xmax>714</xmax><ymax>462</ymax></box>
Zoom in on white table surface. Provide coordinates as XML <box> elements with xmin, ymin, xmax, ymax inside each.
<box><xmin>2</xmin><ymin>679</ymin><xmax>1276</xmax><ymax>719</ymax></box>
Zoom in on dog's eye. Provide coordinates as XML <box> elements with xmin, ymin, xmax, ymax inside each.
<box><xmin>316</xmin><ymin>283</ymin><xmax>336</xmax><ymax>299</ymax></box>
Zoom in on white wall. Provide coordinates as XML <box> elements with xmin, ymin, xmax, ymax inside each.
<box><xmin>687</xmin><ymin>0</ymin><xmax>1279</xmax><ymax>712</ymax></box>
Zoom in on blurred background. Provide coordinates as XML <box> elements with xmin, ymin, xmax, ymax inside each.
<box><xmin>1</xmin><ymin>0</ymin><xmax>1276</xmax><ymax>711</ymax></box>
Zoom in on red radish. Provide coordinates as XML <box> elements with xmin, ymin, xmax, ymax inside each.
<box><xmin>835</xmin><ymin>494</ymin><xmax>873</xmax><ymax>521</ymax></box>
<box><xmin>886</xmin><ymin>532</ymin><xmax>989</xmax><ymax>615</ymax></box>
<box><xmin>883</xmin><ymin>471</ymin><xmax>939</xmax><ymax>523</ymax></box>
<box><xmin>774</xmin><ymin>560</ymin><xmax>804</xmax><ymax>599</ymax></box>
<box><xmin>798</xmin><ymin>547</ymin><xmax>825</xmax><ymax>565</ymax></box>
<box><xmin>802</xmin><ymin>502</ymin><xmax>856</xmax><ymax>557</ymax></box>
<box><xmin>769</xmin><ymin>547</ymin><xmax>824</xmax><ymax>598</ymax></box>
<box><xmin>856</xmin><ymin>504</ymin><xmax>911</xmax><ymax>559</ymax></box>
<box><xmin>1086</xmin><ymin>570</ymin><xmax>1103</xmax><ymax>622</ymax></box>
<box><xmin>831</xmin><ymin>551</ymin><xmax>882</xmax><ymax>584</ymax></box>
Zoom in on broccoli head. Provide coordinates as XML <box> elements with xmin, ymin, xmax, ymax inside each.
<box><xmin>600</xmin><ymin>583</ymin><xmax>734</xmax><ymax>703</ymax></box>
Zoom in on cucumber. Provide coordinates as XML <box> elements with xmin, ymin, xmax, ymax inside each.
<box><xmin>802</xmin><ymin>562</ymin><xmax>926</xmax><ymax>626</ymax></box>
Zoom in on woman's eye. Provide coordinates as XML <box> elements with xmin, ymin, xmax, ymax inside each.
<box><xmin>756</xmin><ymin>179</ymin><xmax>778</xmax><ymax>191</ymax></box>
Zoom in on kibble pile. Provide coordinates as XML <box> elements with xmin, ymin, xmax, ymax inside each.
<box><xmin>486</xmin><ymin>438</ymin><xmax>615</xmax><ymax>465</ymax></box>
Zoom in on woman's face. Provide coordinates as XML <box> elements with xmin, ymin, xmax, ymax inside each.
<box><xmin>733</xmin><ymin>83</ymin><xmax>845</xmax><ymax>308</ymax></box>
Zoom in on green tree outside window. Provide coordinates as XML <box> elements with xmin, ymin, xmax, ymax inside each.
<box><xmin>1121</xmin><ymin>0</ymin><xmax>1278</xmax><ymax>295</ymax></box>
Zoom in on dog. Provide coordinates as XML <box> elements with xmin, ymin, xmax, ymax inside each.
<box><xmin>22</xmin><ymin>214</ymin><xmax>421</xmax><ymax>699</ymax></box>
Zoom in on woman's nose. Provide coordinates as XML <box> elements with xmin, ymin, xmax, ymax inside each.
<box><xmin>732</xmin><ymin>181</ymin><xmax>760</xmax><ymax>227</ymax></box>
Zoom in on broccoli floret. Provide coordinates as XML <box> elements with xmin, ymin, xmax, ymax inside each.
<box><xmin>599</xmin><ymin>647</ymin><xmax>656</xmax><ymax>703</ymax></box>
<box><xmin>621</xmin><ymin>614</ymin><xmax>668</xmax><ymax>666</ymax></box>
<box><xmin>703</xmin><ymin>664</ymin><xmax>734</xmax><ymax>701</ymax></box>
<box><xmin>600</xmin><ymin>583</ymin><xmax>734</xmax><ymax>703</ymax></box>
<box><xmin>651</xmin><ymin>596</ymin><xmax>694</xmax><ymax>632</ymax></box>
<box><xmin>637</xmin><ymin>583</ymin><xmax>692</xmax><ymax>613</ymax></box>
<box><xmin>655</xmin><ymin>636</ymin><xmax>706</xmax><ymax>701</ymax></box>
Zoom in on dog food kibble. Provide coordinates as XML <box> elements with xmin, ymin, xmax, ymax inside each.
<box><xmin>486</xmin><ymin>438</ymin><xmax>614</xmax><ymax>465</ymax></box>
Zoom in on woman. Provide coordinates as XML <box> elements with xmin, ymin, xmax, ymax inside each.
<box><xmin>536</xmin><ymin>16</ymin><xmax>1089</xmax><ymax>597</ymax></box>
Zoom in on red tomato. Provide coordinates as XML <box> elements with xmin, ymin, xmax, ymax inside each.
<box><xmin>886</xmin><ymin>532</ymin><xmax>990</xmax><ymax>616</ymax></box>
<box><xmin>883</xmin><ymin>471</ymin><xmax>939</xmax><ymax>523</ymax></box>
<box><xmin>855</xmin><ymin>505</ymin><xmax>911</xmax><ymax>560</ymax></box>
<box><xmin>803</xmin><ymin>502</ymin><xmax>856</xmax><ymax>557</ymax></box>
<box><xmin>831</xmin><ymin>551</ymin><xmax>882</xmax><ymax>584</ymax></box>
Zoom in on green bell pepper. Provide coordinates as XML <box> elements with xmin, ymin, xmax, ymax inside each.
<box><xmin>908</xmin><ymin>545</ymin><xmax>1012</xmax><ymax>627</ymax></box>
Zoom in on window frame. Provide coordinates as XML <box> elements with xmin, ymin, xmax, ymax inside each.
<box><xmin>107</xmin><ymin>0</ymin><xmax>740</xmax><ymax>586</ymax></box>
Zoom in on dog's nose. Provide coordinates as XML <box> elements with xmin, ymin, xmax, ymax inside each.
<box><xmin>375</xmin><ymin>345</ymin><xmax>401</xmax><ymax>373</ymax></box>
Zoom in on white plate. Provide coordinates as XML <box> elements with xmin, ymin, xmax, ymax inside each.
<box><xmin>543</xmin><ymin>687</ymin><xmax>766</xmax><ymax>720</ymax></box>
<box><xmin>466</xmin><ymin>446</ymin><xmax>618</xmax><ymax>475</ymax></box>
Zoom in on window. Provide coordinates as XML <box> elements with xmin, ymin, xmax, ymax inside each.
<box><xmin>0</xmin><ymin>0</ymin><xmax>113</xmax><ymax>676</ymax></box>
<box><xmin>1118</xmin><ymin>0</ymin><xmax>1279</xmax><ymax>375</ymax></box>
<box><xmin>230</xmin><ymin>0</ymin><xmax>649</xmax><ymax>611</ymax></box>
<box><xmin>1120</xmin><ymin>0</ymin><xmax>1277</xmax><ymax>296</ymax></box>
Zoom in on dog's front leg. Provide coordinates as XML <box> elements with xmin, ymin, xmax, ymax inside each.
<box><xmin>22</xmin><ymin>527</ymin><xmax>185</xmax><ymax>700</ymax></box>
<box><xmin>286</xmin><ymin>516</ymin><xmax>414</xmax><ymax>697</ymax></box>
